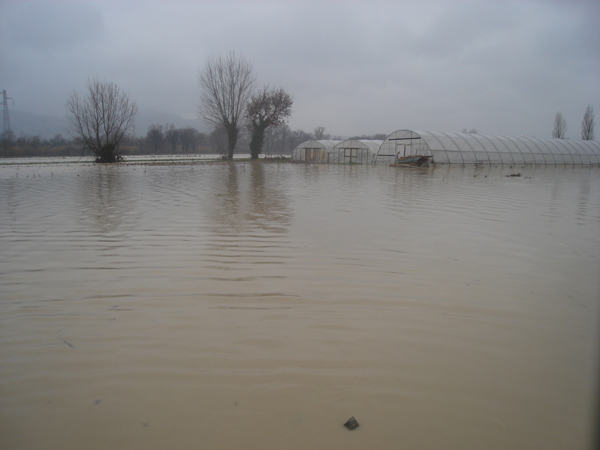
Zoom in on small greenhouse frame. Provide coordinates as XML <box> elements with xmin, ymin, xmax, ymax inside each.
<box><xmin>291</xmin><ymin>140</ymin><xmax>341</xmax><ymax>162</ymax></box>
<box><xmin>328</xmin><ymin>140</ymin><xmax>383</xmax><ymax>164</ymax></box>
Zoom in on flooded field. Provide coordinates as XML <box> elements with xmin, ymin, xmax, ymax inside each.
<box><xmin>1</xmin><ymin>160</ymin><xmax>599</xmax><ymax>449</ymax></box>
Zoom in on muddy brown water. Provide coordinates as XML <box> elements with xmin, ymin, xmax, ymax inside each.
<box><xmin>1</xmin><ymin>161</ymin><xmax>599</xmax><ymax>449</ymax></box>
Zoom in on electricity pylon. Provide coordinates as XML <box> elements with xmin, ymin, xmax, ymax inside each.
<box><xmin>2</xmin><ymin>89</ymin><xmax>14</xmax><ymax>136</ymax></box>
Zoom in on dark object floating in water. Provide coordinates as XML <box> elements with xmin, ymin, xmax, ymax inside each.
<box><xmin>343</xmin><ymin>416</ymin><xmax>359</xmax><ymax>430</ymax></box>
<box><xmin>506</xmin><ymin>173</ymin><xmax>522</xmax><ymax>177</ymax></box>
<box><xmin>390</xmin><ymin>155</ymin><xmax>431</xmax><ymax>167</ymax></box>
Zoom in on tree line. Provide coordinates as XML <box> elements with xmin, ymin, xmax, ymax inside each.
<box><xmin>0</xmin><ymin>133</ymin><xmax>84</xmax><ymax>158</ymax></box>
<box><xmin>52</xmin><ymin>52</ymin><xmax>297</xmax><ymax>162</ymax></box>
<box><xmin>54</xmin><ymin>52</ymin><xmax>386</xmax><ymax>162</ymax></box>
<box><xmin>553</xmin><ymin>106</ymin><xmax>595</xmax><ymax>140</ymax></box>
<box><xmin>2</xmin><ymin>52</ymin><xmax>297</xmax><ymax>162</ymax></box>
<box><xmin>2</xmin><ymin>106</ymin><xmax>594</xmax><ymax>159</ymax></box>
<box><xmin>0</xmin><ymin>121</ymin><xmax>343</xmax><ymax>159</ymax></box>
<box><xmin>461</xmin><ymin>106</ymin><xmax>595</xmax><ymax>140</ymax></box>
<box><xmin>2</xmin><ymin>49</ymin><xmax>595</xmax><ymax>161</ymax></box>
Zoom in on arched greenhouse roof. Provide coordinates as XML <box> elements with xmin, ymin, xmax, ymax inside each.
<box><xmin>376</xmin><ymin>130</ymin><xmax>600</xmax><ymax>166</ymax></box>
<box><xmin>329</xmin><ymin>139</ymin><xmax>383</xmax><ymax>164</ymax></box>
<box><xmin>291</xmin><ymin>140</ymin><xmax>341</xmax><ymax>162</ymax></box>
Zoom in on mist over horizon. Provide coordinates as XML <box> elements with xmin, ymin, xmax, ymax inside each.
<box><xmin>7</xmin><ymin>109</ymin><xmax>207</xmax><ymax>140</ymax></box>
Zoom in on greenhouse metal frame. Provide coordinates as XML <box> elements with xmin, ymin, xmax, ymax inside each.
<box><xmin>328</xmin><ymin>140</ymin><xmax>383</xmax><ymax>164</ymax></box>
<box><xmin>291</xmin><ymin>140</ymin><xmax>341</xmax><ymax>162</ymax></box>
<box><xmin>375</xmin><ymin>130</ymin><xmax>600</xmax><ymax>166</ymax></box>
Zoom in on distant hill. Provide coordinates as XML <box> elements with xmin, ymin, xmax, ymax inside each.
<box><xmin>10</xmin><ymin>110</ymin><xmax>69</xmax><ymax>139</ymax></box>
<box><xmin>8</xmin><ymin>110</ymin><xmax>209</xmax><ymax>139</ymax></box>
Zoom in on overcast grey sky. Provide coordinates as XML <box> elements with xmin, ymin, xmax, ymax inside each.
<box><xmin>1</xmin><ymin>0</ymin><xmax>599</xmax><ymax>139</ymax></box>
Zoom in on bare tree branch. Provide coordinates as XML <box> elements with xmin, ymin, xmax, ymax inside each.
<box><xmin>313</xmin><ymin>127</ymin><xmax>329</xmax><ymax>140</ymax></box>
<box><xmin>65</xmin><ymin>78</ymin><xmax>137</xmax><ymax>162</ymax></box>
<box><xmin>552</xmin><ymin>112</ymin><xmax>567</xmax><ymax>139</ymax></box>
<box><xmin>198</xmin><ymin>52</ymin><xmax>255</xmax><ymax>160</ymax></box>
<box><xmin>581</xmin><ymin>105</ymin><xmax>595</xmax><ymax>140</ymax></box>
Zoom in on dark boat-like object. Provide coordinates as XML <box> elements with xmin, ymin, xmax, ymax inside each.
<box><xmin>390</xmin><ymin>155</ymin><xmax>431</xmax><ymax>167</ymax></box>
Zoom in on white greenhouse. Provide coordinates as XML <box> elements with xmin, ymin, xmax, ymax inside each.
<box><xmin>375</xmin><ymin>130</ymin><xmax>600</xmax><ymax>166</ymax></box>
<box><xmin>328</xmin><ymin>140</ymin><xmax>383</xmax><ymax>164</ymax></box>
<box><xmin>291</xmin><ymin>140</ymin><xmax>340</xmax><ymax>162</ymax></box>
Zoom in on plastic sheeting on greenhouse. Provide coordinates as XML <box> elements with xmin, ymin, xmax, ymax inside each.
<box><xmin>328</xmin><ymin>140</ymin><xmax>383</xmax><ymax>164</ymax></box>
<box><xmin>291</xmin><ymin>140</ymin><xmax>341</xmax><ymax>162</ymax></box>
<box><xmin>375</xmin><ymin>130</ymin><xmax>600</xmax><ymax>166</ymax></box>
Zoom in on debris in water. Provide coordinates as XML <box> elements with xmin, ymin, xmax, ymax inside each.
<box><xmin>343</xmin><ymin>416</ymin><xmax>359</xmax><ymax>430</ymax></box>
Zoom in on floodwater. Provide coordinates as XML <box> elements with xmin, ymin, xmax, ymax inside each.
<box><xmin>1</xmin><ymin>160</ymin><xmax>599</xmax><ymax>450</ymax></box>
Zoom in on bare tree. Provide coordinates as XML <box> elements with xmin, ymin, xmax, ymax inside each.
<box><xmin>245</xmin><ymin>86</ymin><xmax>293</xmax><ymax>159</ymax></box>
<box><xmin>179</xmin><ymin>127</ymin><xmax>200</xmax><ymax>153</ymax></box>
<box><xmin>264</xmin><ymin>124</ymin><xmax>293</xmax><ymax>154</ymax></box>
<box><xmin>581</xmin><ymin>105</ymin><xmax>595</xmax><ymax>140</ymax></box>
<box><xmin>209</xmin><ymin>125</ymin><xmax>228</xmax><ymax>157</ymax></box>
<box><xmin>165</xmin><ymin>124</ymin><xmax>179</xmax><ymax>153</ymax></box>
<box><xmin>146</xmin><ymin>124</ymin><xmax>164</xmax><ymax>154</ymax></box>
<box><xmin>290</xmin><ymin>129</ymin><xmax>314</xmax><ymax>149</ymax></box>
<box><xmin>198</xmin><ymin>52</ymin><xmax>255</xmax><ymax>160</ymax></box>
<box><xmin>314</xmin><ymin>126</ymin><xmax>329</xmax><ymax>140</ymax></box>
<box><xmin>552</xmin><ymin>112</ymin><xmax>567</xmax><ymax>139</ymax></box>
<box><xmin>49</xmin><ymin>133</ymin><xmax>68</xmax><ymax>147</ymax></box>
<box><xmin>1</xmin><ymin>129</ymin><xmax>15</xmax><ymax>153</ymax></box>
<box><xmin>66</xmin><ymin>78</ymin><xmax>138</xmax><ymax>162</ymax></box>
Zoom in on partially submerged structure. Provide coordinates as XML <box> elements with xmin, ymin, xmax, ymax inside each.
<box><xmin>376</xmin><ymin>130</ymin><xmax>600</xmax><ymax>166</ymax></box>
<box><xmin>291</xmin><ymin>140</ymin><xmax>340</xmax><ymax>162</ymax></box>
<box><xmin>328</xmin><ymin>140</ymin><xmax>383</xmax><ymax>164</ymax></box>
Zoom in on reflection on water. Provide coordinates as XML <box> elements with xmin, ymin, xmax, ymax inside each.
<box><xmin>207</xmin><ymin>162</ymin><xmax>292</xmax><ymax>235</ymax></box>
<box><xmin>0</xmin><ymin>162</ymin><xmax>599</xmax><ymax>450</ymax></box>
<box><xmin>77</xmin><ymin>166</ymin><xmax>139</xmax><ymax>234</ymax></box>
